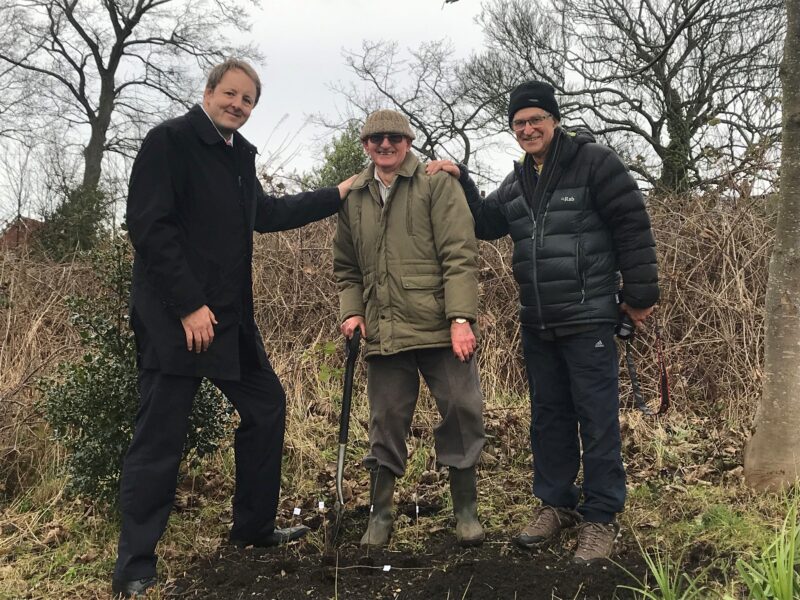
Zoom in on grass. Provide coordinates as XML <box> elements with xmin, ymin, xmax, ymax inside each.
<box><xmin>0</xmin><ymin>196</ymin><xmax>788</xmax><ymax>597</ymax></box>
<box><xmin>735</xmin><ymin>497</ymin><xmax>800</xmax><ymax>599</ymax></box>
<box><xmin>615</xmin><ymin>494</ymin><xmax>800</xmax><ymax>599</ymax></box>
<box><xmin>4</xmin><ymin>408</ymin><xmax>789</xmax><ymax>598</ymax></box>
<box><xmin>617</xmin><ymin>543</ymin><xmax>709</xmax><ymax>599</ymax></box>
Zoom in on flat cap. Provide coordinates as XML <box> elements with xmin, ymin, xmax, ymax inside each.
<box><xmin>360</xmin><ymin>109</ymin><xmax>416</xmax><ymax>140</ymax></box>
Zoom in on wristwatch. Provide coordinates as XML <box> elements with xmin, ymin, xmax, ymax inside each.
<box><xmin>453</xmin><ymin>318</ymin><xmax>468</xmax><ymax>324</ymax></box>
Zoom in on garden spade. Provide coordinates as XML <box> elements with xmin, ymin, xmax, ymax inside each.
<box><xmin>327</xmin><ymin>328</ymin><xmax>361</xmax><ymax>549</ymax></box>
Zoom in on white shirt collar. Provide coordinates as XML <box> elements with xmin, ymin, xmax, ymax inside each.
<box><xmin>200</xmin><ymin>105</ymin><xmax>234</xmax><ymax>146</ymax></box>
<box><xmin>373</xmin><ymin>170</ymin><xmax>393</xmax><ymax>205</ymax></box>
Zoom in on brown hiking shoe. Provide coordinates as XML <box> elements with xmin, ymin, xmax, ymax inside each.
<box><xmin>572</xmin><ymin>521</ymin><xmax>620</xmax><ymax>565</ymax></box>
<box><xmin>513</xmin><ymin>506</ymin><xmax>581</xmax><ymax>548</ymax></box>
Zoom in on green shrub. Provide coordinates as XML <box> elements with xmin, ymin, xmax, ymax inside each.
<box><xmin>39</xmin><ymin>237</ymin><xmax>230</xmax><ymax>508</ymax></box>
<box><xmin>300</xmin><ymin>121</ymin><xmax>368</xmax><ymax>190</ymax></box>
<box><xmin>37</xmin><ymin>185</ymin><xmax>110</xmax><ymax>260</ymax></box>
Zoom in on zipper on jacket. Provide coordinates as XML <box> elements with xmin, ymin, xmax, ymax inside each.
<box><xmin>538</xmin><ymin>205</ymin><xmax>548</xmax><ymax>249</ymax></box>
<box><xmin>534</xmin><ymin>134</ymin><xmax>559</xmax><ymax>250</ymax></box>
<box><xmin>535</xmin><ymin>177</ymin><xmax>551</xmax><ymax>251</ymax></box>
<box><xmin>576</xmin><ymin>240</ymin><xmax>586</xmax><ymax>304</ymax></box>
<box><xmin>524</xmin><ymin>144</ymin><xmax>559</xmax><ymax>327</ymax></box>
<box><xmin>527</xmin><ymin>204</ymin><xmax>545</xmax><ymax>328</ymax></box>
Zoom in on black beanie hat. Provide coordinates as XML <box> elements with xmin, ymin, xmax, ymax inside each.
<box><xmin>507</xmin><ymin>81</ymin><xmax>561</xmax><ymax>127</ymax></box>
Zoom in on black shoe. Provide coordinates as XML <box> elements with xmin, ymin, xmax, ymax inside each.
<box><xmin>231</xmin><ymin>525</ymin><xmax>310</xmax><ymax>548</ymax></box>
<box><xmin>111</xmin><ymin>576</ymin><xmax>156</xmax><ymax>598</ymax></box>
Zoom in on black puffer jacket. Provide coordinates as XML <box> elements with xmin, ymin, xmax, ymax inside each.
<box><xmin>461</xmin><ymin>127</ymin><xmax>658</xmax><ymax>329</ymax></box>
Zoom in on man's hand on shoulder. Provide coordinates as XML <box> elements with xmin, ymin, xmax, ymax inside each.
<box><xmin>181</xmin><ymin>305</ymin><xmax>218</xmax><ymax>353</ymax></box>
<box><xmin>425</xmin><ymin>160</ymin><xmax>460</xmax><ymax>178</ymax></box>
<box><xmin>337</xmin><ymin>174</ymin><xmax>359</xmax><ymax>199</ymax></box>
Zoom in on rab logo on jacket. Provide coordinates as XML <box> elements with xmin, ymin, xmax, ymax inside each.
<box><xmin>561</xmin><ymin>195</ymin><xmax>575</xmax><ymax>203</ymax></box>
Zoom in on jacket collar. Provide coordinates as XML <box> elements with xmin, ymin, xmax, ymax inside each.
<box><xmin>352</xmin><ymin>152</ymin><xmax>420</xmax><ymax>190</ymax></box>
<box><xmin>553</xmin><ymin>127</ymin><xmax>581</xmax><ymax>167</ymax></box>
<box><xmin>513</xmin><ymin>126</ymin><xmax>590</xmax><ymax>175</ymax></box>
<box><xmin>187</xmin><ymin>104</ymin><xmax>257</xmax><ymax>153</ymax></box>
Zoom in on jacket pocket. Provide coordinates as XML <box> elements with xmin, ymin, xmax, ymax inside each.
<box><xmin>361</xmin><ymin>272</ymin><xmax>375</xmax><ymax>297</ymax></box>
<box><xmin>362</xmin><ymin>281</ymin><xmax>374</xmax><ymax>304</ymax></box>
<box><xmin>360</xmin><ymin>275</ymin><xmax>378</xmax><ymax>342</ymax></box>
<box><xmin>400</xmin><ymin>274</ymin><xmax>445</xmax><ymax>329</ymax></box>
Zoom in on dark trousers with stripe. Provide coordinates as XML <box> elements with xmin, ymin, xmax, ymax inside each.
<box><xmin>521</xmin><ymin>324</ymin><xmax>625</xmax><ymax>523</ymax></box>
<box><xmin>114</xmin><ymin>358</ymin><xmax>286</xmax><ymax>580</ymax></box>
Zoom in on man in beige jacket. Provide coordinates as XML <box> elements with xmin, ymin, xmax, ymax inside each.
<box><xmin>333</xmin><ymin>109</ymin><xmax>485</xmax><ymax>547</ymax></box>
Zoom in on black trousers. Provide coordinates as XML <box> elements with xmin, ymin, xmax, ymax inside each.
<box><xmin>521</xmin><ymin>324</ymin><xmax>625</xmax><ymax>524</ymax></box>
<box><xmin>114</xmin><ymin>358</ymin><xmax>286</xmax><ymax>580</ymax></box>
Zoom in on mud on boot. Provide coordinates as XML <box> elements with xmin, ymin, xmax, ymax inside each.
<box><xmin>449</xmin><ymin>466</ymin><xmax>484</xmax><ymax>547</ymax></box>
<box><xmin>360</xmin><ymin>466</ymin><xmax>396</xmax><ymax>547</ymax></box>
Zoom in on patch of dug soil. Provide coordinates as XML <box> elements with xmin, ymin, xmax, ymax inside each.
<box><xmin>169</xmin><ymin>525</ymin><xmax>648</xmax><ymax>599</ymax></box>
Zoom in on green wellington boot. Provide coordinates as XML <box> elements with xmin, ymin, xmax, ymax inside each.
<box><xmin>450</xmin><ymin>466</ymin><xmax>485</xmax><ymax>546</ymax></box>
<box><xmin>360</xmin><ymin>467</ymin><xmax>396</xmax><ymax>547</ymax></box>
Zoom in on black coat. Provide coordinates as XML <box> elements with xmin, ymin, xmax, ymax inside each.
<box><xmin>126</xmin><ymin>105</ymin><xmax>341</xmax><ymax>379</ymax></box>
<box><xmin>461</xmin><ymin>127</ymin><xmax>659</xmax><ymax>329</ymax></box>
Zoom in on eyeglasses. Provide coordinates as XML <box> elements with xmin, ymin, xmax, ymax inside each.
<box><xmin>511</xmin><ymin>114</ymin><xmax>552</xmax><ymax>131</ymax></box>
<box><xmin>366</xmin><ymin>133</ymin><xmax>406</xmax><ymax>145</ymax></box>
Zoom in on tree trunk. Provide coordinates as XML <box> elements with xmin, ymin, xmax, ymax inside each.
<box><xmin>658</xmin><ymin>88</ymin><xmax>691</xmax><ymax>193</ymax></box>
<box><xmin>82</xmin><ymin>127</ymin><xmax>105</xmax><ymax>191</ymax></box>
<box><xmin>658</xmin><ymin>143</ymin><xmax>690</xmax><ymax>194</ymax></box>
<box><xmin>744</xmin><ymin>0</ymin><xmax>800</xmax><ymax>491</ymax></box>
<box><xmin>81</xmin><ymin>75</ymin><xmax>115</xmax><ymax>190</ymax></box>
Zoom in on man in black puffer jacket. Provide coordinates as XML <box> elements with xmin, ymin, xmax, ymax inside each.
<box><xmin>428</xmin><ymin>81</ymin><xmax>658</xmax><ymax>564</ymax></box>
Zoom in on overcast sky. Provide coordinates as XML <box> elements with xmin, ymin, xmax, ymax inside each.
<box><xmin>240</xmin><ymin>0</ymin><xmax>505</xmax><ymax>177</ymax></box>
<box><xmin>0</xmin><ymin>1</ymin><xmax>506</xmax><ymax>222</ymax></box>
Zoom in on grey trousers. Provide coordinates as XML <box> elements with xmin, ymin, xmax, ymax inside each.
<box><xmin>363</xmin><ymin>347</ymin><xmax>485</xmax><ymax>476</ymax></box>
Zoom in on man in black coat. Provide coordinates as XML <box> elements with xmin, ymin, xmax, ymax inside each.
<box><xmin>428</xmin><ymin>81</ymin><xmax>659</xmax><ymax>565</ymax></box>
<box><xmin>112</xmin><ymin>59</ymin><xmax>355</xmax><ymax>598</ymax></box>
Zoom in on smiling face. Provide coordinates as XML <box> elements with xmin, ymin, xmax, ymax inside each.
<box><xmin>362</xmin><ymin>133</ymin><xmax>411</xmax><ymax>176</ymax></box>
<box><xmin>202</xmin><ymin>68</ymin><xmax>258</xmax><ymax>138</ymax></box>
<box><xmin>513</xmin><ymin>107</ymin><xmax>558</xmax><ymax>164</ymax></box>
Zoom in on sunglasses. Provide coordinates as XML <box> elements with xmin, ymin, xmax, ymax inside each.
<box><xmin>366</xmin><ymin>133</ymin><xmax>406</xmax><ymax>145</ymax></box>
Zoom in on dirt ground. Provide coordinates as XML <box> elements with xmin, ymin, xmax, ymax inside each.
<box><xmin>167</xmin><ymin>510</ymin><xmax>648</xmax><ymax>600</ymax></box>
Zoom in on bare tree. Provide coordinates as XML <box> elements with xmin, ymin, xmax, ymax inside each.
<box><xmin>0</xmin><ymin>135</ymin><xmax>72</xmax><ymax>224</ymax></box>
<box><xmin>744</xmin><ymin>0</ymin><xmax>800</xmax><ymax>491</ymax></box>
<box><xmin>461</xmin><ymin>0</ymin><xmax>784</xmax><ymax>193</ymax></box>
<box><xmin>0</xmin><ymin>0</ymin><xmax>260</xmax><ymax>192</ymax></box>
<box><xmin>324</xmin><ymin>40</ymin><xmax>503</xmax><ymax>177</ymax></box>
<box><xmin>0</xmin><ymin>142</ymin><xmax>37</xmax><ymax>225</ymax></box>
